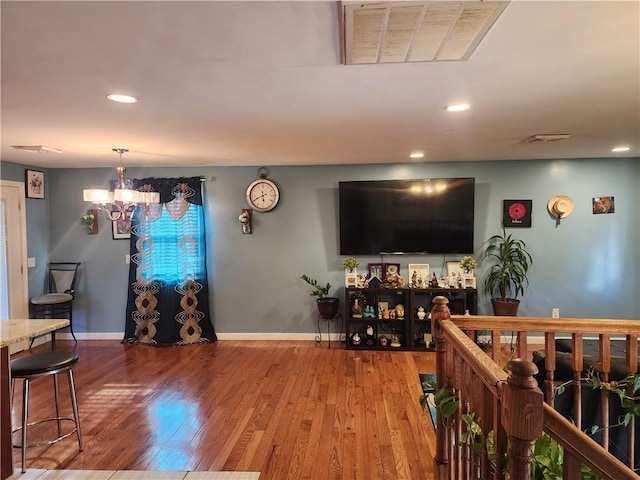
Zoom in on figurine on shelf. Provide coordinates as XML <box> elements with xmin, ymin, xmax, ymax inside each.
<box><xmin>365</xmin><ymin>329</ymin><xmax>375</xmax><ymax>346</ymax></box>
<box><xmin>395</xmin><ymin>304</ymin><xmax>404</xmax><ymax>319</ymax></box>
<box><xmin>352</xmin><ymin>299</ymin><xmax>362</xmax><ymax>318</ymax></box>
<box><xmin>417</xmin><ymin>306</ymin><xmax>426</xmax><ymax>320</ymax></box>
<box><xmin>351</xmin><ymin>330</ymin><xmax>361</xmax><ymax>345</ymax></box>
<box><xmin>429</xmin><ymin>272</ymin><xmax>439</xmax><ymax>288</ymax></box>
<box><xmin>390</xmin><ymin>331</ymin><xmax>401</xmax><ymax>348</ymax></box>
<box><xmin>379</xmin><ymin>336</ymin><xmax>388</xmax><ymax>347</ymax></box>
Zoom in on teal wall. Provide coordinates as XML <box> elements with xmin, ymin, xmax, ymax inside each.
<box><xmin>2</xmin><ymin>157</ymin><xmax>639</xmax><ymax>336</ymax></box>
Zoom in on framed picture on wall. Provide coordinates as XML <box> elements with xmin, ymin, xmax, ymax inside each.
<box><xmin>112</xmin><ymin>214</ymin><xmax>131</xmax><ymax>240</ymax></box>
<box><xmin>503</xmin><ymin>200</ymin><xmax>532</xmax><ymax>228</ymax></box>
<box><xmin>25</xmin><ymin>169</ymin><xmax>45</xmax><ymax>199</ymax></box>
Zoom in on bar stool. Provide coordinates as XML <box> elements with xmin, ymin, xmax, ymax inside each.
<box><xmin>11</xmin><ymin>351</ymin><xmax>83</xmax><ymax>473</ymax></box>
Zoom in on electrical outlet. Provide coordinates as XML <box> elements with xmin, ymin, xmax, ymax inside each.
<box><xmin>552</xmin><ymin>308</ymin><xmax>559</xmax><ymax>318</ymax></box>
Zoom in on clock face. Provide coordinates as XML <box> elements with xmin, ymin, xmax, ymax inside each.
<box><xmin>246</xmin><ymin>179</ymin><xmax>280</xmax><ymax>212</ymax></box>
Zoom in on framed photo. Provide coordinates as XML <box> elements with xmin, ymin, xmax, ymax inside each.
<box><xmin>592</xmin><ymin>196</ymin><xmax>614</xmax><ymax>214</ymax></box>
<box><xmin>383</xmin><ymin>263</ymin><xmax>400</xmax><ymax>282</ymax></box>
<box><xmin>345</xmin><ymin>272</ymin><xmax>358</xmax><ymax>287</ymax></box>
<box><xmin>112</xmin><ymin>215</ymin><xmax>132</xmax><ymax>240</ymax></box>
<box><xmin>368</xmin><ymin>263</ymin><xmax>383</xmax><ymax>281</ymax></box>
<box><xmin>25</xmin><ymin>169</ymin><xmax>45</xmax><ymax>199</ymax></box>
<box><xmin>446</xmin><ymin>261</ymin><xmax>462</xmax><ymax>278</ymax></box>
<box><xmin>462</xmin><ymin>277</ymin><xmax>477</xmax><ymax>289</ymax></box>
<box><xmin>503</xmin><ymin>200</ymin><xmax>532</xmax><ymax>228</ymax></box>
<box><xmin>408</xmin><ymin>264</ymin><xmax>429</xmax><ymax>288</ymax></box>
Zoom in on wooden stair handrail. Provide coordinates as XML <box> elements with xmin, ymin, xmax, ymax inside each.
<box><xmin>431</xmin><ymin>296</ymin><xmax>640</xmax><ymax>480</ymax></box>
<box><xmin>543</xmin><ymin>404</ymin><xmax>638</xmax><ymax>480</ymax></box>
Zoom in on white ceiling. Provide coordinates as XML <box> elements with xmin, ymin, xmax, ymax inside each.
<box><xmin>1</xmin><ymin>1</ymin><xmax>638</xmax><ymax>169</ymax></box>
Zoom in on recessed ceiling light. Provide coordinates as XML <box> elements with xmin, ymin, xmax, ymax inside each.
<box><xmin>106</xmin><ymin>94</ymin><xmax>138</xmax><ymax>104</ymax></box>
<box><xmin>611</xmin><ymin>146</ymin><xmax>630</xmax><ymax>152</ymax></box>
<box><xmin>410</xmin><ymin>152</ymin><xmax>424</xmax><ymax>159</ymax></box>
<box><xmin>445</xmin><ymin>104</ymin><xmax>470</xmax><ymax>112</ymax></box>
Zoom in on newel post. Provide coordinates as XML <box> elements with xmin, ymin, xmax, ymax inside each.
<box><xmin>501</xmin><ymin>358</ymin><xmax>544</xmax><ymax>480</ymax></box>
<box><xmin>432</xmin><ymin>296</ymin><xmax>451</xmax><ymax>480</ymax></box>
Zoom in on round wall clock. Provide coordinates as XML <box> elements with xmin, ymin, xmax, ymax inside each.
<box><xmin>246</xmin><ymin>168</ymin><xmax>280</xmax><ymax>212</ymax></box>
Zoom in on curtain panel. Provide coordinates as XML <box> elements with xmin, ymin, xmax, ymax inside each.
<box><xmin>123</xmin><ymin>177</ymin><xmax>216</xmax><ymax>345</ymax></box>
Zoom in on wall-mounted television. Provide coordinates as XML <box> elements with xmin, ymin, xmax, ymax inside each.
<box><xmin>339</xmin><ymin>178</ymin><xmax>475</xmax><ymax>255</ymax></box>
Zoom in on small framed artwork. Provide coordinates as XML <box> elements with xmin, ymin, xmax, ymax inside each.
<box><xmin>592</xmin><ymin>196</ymin><xmax>614</xmax><ymax>214</ymax></box>
<box><xmin>112</xmin><ymin>215</ymin><xmax>132</xmax><ymax>240</ymax></box>
<box><xmin>25</xmin><ymin>169</ymin><xmax>45</xmax><ymax>199</ymax></box>
<box><xmin>408</xmin><ymin>264</ymin><xmax>429</xmax><ymax>288</ymax></box>
<box><xmin>368</xmin><ymin>263</ymin><xmax>384</xmax><ymax>281</ymax></box>
<box><xmin>503</xmin><ymin>200</ymin><xmax>532</xmax><ymax>228</ymax></box>
<box><xmin>383</xmin><ymin>263</ymin><xmax>400</xmax><ymax>282</ymax></box>
<box><xmin>462</xmin><ymin>277</ymin><xmax>477</xmax><ymax>289</ymax></box>
<box><xmin>446</xmin><ymin>261</ymin><xmax>462</xmax><ymax>278</ymax></box>
<box><xmin>345</xmin><ymin>272</ymin><xmax>358</xmax><ymax>287</ymax></box>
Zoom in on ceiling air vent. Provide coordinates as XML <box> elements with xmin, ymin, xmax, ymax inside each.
<box><xmin>341</xmin><ymin>1</ymin><xmax>510</xmax><ymax>65</ymax></box>
<box><xmin>521</xmin><ymin>134</ymin><xmax>572</xmax><ymax>144</ymax></box>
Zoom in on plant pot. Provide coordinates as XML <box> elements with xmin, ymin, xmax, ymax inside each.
<box><xmin>491</xmin><ymin>298</ymin><xmax>520</xmax><ymax>316</ymax></box>
<box><xmin>317</xmin><ymin>297</ymin><xmax>340</xmax><ymax>320</ymax></box>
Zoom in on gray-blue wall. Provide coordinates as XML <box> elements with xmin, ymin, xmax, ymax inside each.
<box><xmin>2</xmin><ymin>157</ymin><xmax>639</xmax><ymax>336</ymax></box>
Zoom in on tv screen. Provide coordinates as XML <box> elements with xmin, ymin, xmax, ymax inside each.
<box><xmin>339</xmin><ymin>178</ymin><xmax>475</xmax><ymax>255</ymax></box>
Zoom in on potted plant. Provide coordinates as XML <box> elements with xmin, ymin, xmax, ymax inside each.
<box><xmin>480</xmin><ymin>227</ymin><xmax>533</xmax><ymax>316</ymax></box>
<box><xmin>300</xmin><ymin>274</ymin><xmax>340</xmax><ymax>319</ymax></box>
<box><xmin>342</xmin><ymin>256</ymin><xmax>359</xmax><ymax>273</ymax></box>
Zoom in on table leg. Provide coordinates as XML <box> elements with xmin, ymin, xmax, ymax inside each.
<box><xmin>1</xmin><ymin>346</ymin><xmax>13</xmax><ymax>479</ymax></box>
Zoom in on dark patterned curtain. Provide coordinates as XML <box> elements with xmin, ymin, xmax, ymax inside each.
<box><xmin>123</xmin><ymin>177</ymin><xmax>216</xmax><ymax>345</ymax></box>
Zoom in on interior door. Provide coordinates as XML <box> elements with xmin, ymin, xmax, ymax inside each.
<box><xmin>0</xmin><ymin>180</ymin><xmax>29</xmax><ymax>352</ymax></box>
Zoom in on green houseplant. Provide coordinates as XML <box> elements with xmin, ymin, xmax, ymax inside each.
<box><xmin>480</xmin><ymin>227</ymin><xmax>533</xmax><ymax>316</ymax></box>
<box><xmin>300</xmin><ymin>274</ymin><xmax>340</xmax><ymax>319</ymax></box>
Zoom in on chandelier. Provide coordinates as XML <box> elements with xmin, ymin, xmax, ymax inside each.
<box><xmin>83</xmin><ymin>148</ymin><xmax>159</xmax><ymax>221</ymax></box>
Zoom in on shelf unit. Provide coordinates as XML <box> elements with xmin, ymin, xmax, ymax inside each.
<box><xmin>345</xmin><ymin>287</ymin><xmax>477</xmax><ymax>351</ymax></box>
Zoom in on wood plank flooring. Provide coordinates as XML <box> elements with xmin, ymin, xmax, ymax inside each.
<box><xmin>10</xmin><ymin>341</ymin><xmax>436</xmax><ymax>479</ymax></box>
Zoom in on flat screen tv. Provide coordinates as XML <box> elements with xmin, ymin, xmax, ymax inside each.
<box><xmin>339</xmin><ymin>178</ymin><xmax>475</xmax><ymax>255</ymax></box>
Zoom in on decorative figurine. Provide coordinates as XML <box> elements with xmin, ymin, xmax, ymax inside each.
<box><xmin>351</xmin><ymin>330</ymin><xmax>361</xmax><ymax>345</ymax></box>
<box><xmin>395</xmin><ymin>304</ymin><xmax>404</xmax><ymax>319</ymax></box>
<box><xmin>366</xmin><ymin>324</ymin><xmax>374</xmax><ymax>337</ymax></box>
<box><xmin>429</xmin><ymin>272</ymin><xmax>439</xmax><ymax>288</ymax></box>
<box><xmin>351</xmin><ymin>299</ymin><xmax>362</xmax><ymax>318</ymax></box>
<box><xmin>390</xmin><ymin>332</ymin><xmax>401</xmax><ymax>348</ymax></box>
<box><xmin>379</xmin><ymin>336</ymin><xmax>388</xmax><ymax>347</ymax></box>
<box><xmin>417</xmin><ymin>306</ymin><xmax>426</xmax><ymax>320</ymax></box>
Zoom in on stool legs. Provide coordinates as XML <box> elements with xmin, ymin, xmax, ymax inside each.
<box><xmin>20</xmin><ymin>378</ymin><xmax>30</xmax><ymax>473</ymax></box>
<box><xmin>67</xmin><ymin>370</ymin><xmax>83</xmax><ymax>450</ymax></box>
<box><xmin>13</xmin><ymin>369</ymin><xmax>83</xmax><ymax>473</ymax></box>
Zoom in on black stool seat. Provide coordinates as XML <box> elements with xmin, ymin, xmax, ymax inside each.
<box><xmin>11</xmin><ymin>352</ymin><xmax>79</xmax><ymax>377</ymax></box>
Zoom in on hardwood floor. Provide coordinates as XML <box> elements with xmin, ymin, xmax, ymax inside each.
<box><xmin>10</xmin><ymin>341</ymin><xmax>436</xmax><ymax>479</ymax></box>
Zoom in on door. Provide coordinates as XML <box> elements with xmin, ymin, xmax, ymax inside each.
<box><xmin>0</xmin><ymin>181</ymin><xmax>29</xmax><ymax>352</ymax></box>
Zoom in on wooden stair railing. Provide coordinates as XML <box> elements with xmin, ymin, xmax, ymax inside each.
<box><xmin>430</xmin><ymin>296</ymin><xmax>640</xmax><ymax>480</ymax></box>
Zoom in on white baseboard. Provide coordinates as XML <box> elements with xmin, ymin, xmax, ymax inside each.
<box><xmin>49</xmin><ymin>332</ymin><xmax>343</xmax><ymax>342</ymax></box>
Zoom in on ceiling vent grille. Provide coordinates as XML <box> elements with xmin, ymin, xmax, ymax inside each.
<box><xmin>341</xmin><ymin>1</ymin><xmax>509</xmax><ymax>65</ymax></box>
<box><xmin>521</xmin><ymin>134</ymin><xmax>572</xmax><ymax>144</ymax></box>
